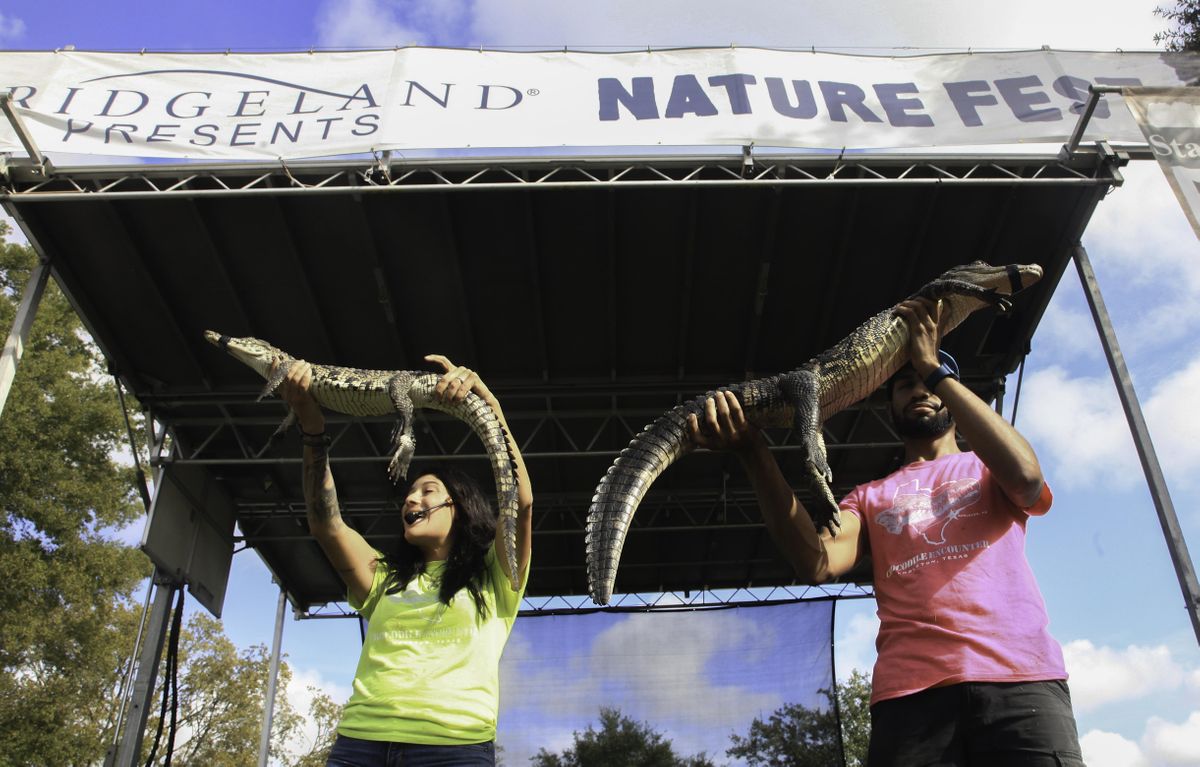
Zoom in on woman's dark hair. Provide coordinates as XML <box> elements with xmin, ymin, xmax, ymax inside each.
<box><xmin>382</xmin><ymin>466</ymin><xmax>497</xmax><ymax>617</ymax></box>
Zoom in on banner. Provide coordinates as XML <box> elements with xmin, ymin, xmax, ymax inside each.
<box><xmin>0</xmin><ymin>48</ymin><xmax>1197</xmax><ymax>161</ymax></box>
<box><xmin>1125</xmin><ymin>86</ymin><xmax>1200</xmax><ymax>241</ymax></box>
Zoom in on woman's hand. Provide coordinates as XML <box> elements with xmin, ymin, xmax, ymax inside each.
<box><xmin>273</xmin><ymin>360</ymin><xmax>325</xmax><ymax>434</ymax></box>
<box><xmin>425</xmin><ymin>354</ymin><xmax>495</xmax><ymax>406</ymax></box>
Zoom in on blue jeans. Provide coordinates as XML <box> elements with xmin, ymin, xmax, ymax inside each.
<box><xmin>326</xmin><ymin>734</ymin><xmax>495</xmax><ymax>766</ymax></box>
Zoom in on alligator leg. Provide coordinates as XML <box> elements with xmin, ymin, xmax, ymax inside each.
<box><xmin>918</xmin><ymin>278</ymin><xmax>1013</xmax><ymax>312</ymax></box>
<box><xmin>780</xmin><ymin>365</ymin><xmax>842</xmax><ymax>537</ymax></box>
<box><xmin>386</xmin><ymin>372</ymin><xmax>419</xmax><ymax>484</ymax></box>
<box><xmin>255</xmin><ymin>359</ymin><xmax>299</xmax><ymax>446</ymax></box>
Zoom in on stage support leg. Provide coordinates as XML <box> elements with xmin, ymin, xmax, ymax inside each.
<box><xmin>1074</xmin><ymin>244</ymin><xmax>1200</xmax><ymax>646</ymax></box>
<box><xmin>0</xmin><ymin>258</ymin><xmax>49</xmax><ymax>422</ymax></box>
<box><xmin>107</xmin><ymin>571</ymin><xmax>179</xmax><ymax>767</ymax></box>
<box><xmin>258</xmin><ymin>587</ymin><xmax>288</xmax><ymax>767</ymax></box>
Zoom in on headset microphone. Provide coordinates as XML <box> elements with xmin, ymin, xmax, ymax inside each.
<box><xmin>404</xmin><ymin>499</ymin><xmax>453</xmax><ymax>526</ymax></box>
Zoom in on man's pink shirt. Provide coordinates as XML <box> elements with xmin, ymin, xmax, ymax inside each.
<box><xmin>841</xmin><ymin>451</ymin><xmax>1067</xmax><ymax>706</ymax></box>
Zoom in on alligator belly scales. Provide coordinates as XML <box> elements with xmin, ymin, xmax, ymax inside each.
<box><xmin>204</xmin><ymin>331</ymin><xmax>522</xmax><ymax>590</ymax></box>
<box><xmin>585</xmin><ymin>261</ymin><xmax>1044</xmax><ymax>605</ymax></box>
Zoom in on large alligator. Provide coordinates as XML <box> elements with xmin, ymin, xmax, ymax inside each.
<box><xmin>204</xmin><ymin>331</ymin><xmax>522</xmax><ymax>590</ymax></box>
<box><xmin>585</xmin><ymin>261</ymin><xmax>1043</xmax><ymax>605</ymax></box>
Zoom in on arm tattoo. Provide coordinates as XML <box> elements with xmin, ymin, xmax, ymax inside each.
<box><xmin>302</xmin><ymin>444</ymin><xmax>341</xmax><ymax>524</ymax></box>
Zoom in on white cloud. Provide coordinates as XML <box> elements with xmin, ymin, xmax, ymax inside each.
<box><xmin>1018</xmin><ymin>366</ymin><xmax>1138</xmax><ymax>489</ymax></box>
<box><xmin>279</xmin><ymin>665</ymin><xmax>352</xmax><ymax>759</ymax></box>
<box><xmin>834</xmin><ymin>609</ymin><xmax>879</xmax><ymax>680</ymax></box>
<box><xmin>0</xmin><ymin>12</ymin><xmax>25</xmax><ymax>43</ymax></box>
<box><xmin>315</xmin><ymin>0</ymin><xmax>469</xmax><ymax>48</ymax></box>
<box><xmin>1142</xmin><ymin>711</ymin><xmax>1200</xmax><ymax>766</ymax></box>
<box><xmin>1063</xmin><ymin>639</ymin><xmax>1184</xmax><ymax>713</ymax></box>
<box><xmin>1081</xmin><ymin>729</ymin><xmax>1151</xmax><ymax>767</ymax></box>
<box><xmin>1082</xmin><ymin>711</ymin><xmax>1200</xmax><ymax>767</ymax></box>
<box><xmin>1018</xmin><ymin>355</ymin><xmax>1200</xmax><ymax>490</ymax></box>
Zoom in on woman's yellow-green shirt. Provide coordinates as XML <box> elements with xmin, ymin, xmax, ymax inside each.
<box><xmin>337</xmin><ymin>546</ymin><xmax>527</xmax><ymax>744</ymax></box>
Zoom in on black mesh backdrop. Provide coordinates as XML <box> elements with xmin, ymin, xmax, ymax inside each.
<box><xmin>497</xmin><ymin>599</ymin><xmax>841</xmax><ymax>765</ymax></box>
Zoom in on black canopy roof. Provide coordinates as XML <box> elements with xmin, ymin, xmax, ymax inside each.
<box><xmin>1</xmin><ymin>148</ymin><xmax>1124</xmax><ymax>610</ymax></box>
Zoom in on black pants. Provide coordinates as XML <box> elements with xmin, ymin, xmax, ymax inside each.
<box><xmin>868</xmin><ymin>680</ymin><xmax>1085</xmax><ymax>766</ymax></box>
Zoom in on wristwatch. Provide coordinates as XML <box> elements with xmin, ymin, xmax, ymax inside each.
<box><xmin>924</xmin><ymin>351</ymin><xmax>960</xmax><ymax>392</ymax></box>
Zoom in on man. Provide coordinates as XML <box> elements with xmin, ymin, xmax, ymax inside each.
<box><xmin>689</xmin><ymin>296</ymin><xmax>1083</xmax><ymax>766</ymax></box>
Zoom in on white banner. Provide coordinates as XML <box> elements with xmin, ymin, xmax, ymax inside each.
<box><xmin>0</xmin><ymin>48</ymin><xmax>1197</xmax><ymax>161</ymax></box>
<box><xmin>1125</xmin><ymin>86</ymin><xmax>1200</xmax><ymax>241</ymax></box>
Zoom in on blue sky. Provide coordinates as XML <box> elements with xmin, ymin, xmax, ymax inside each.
<box><xmin>3</xmin><ymin>1</ymin><xmax>1200</xmax><ymax>765</ymax></box>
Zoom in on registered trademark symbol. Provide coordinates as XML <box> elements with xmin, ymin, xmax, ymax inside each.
<box><xmin>526</xmin><ymin>88</ymin><xmax>540</xmax><ymax>96</ymax></box>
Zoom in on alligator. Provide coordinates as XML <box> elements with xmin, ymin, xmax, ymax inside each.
<box><xmin>585</xmin><ymin>261</ymin><xmax>1043</xmax><ymax>605</ymax></box>
<box><xmin>203</xmin><ymin>331</ymin><xmax>522</xmax><ymax>590</ymax></box>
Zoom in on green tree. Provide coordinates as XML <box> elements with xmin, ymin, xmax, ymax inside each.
<box><xmin>1155</xmin><ymin>2</ymin><xmax>1200</xmax><ymax>51</ymax></box>
<box><xmin>532</xmin><ymin>707</ymin><xmax>715</xmax><ymax>767</ymax></box>
<box><xmin>0</xmin><ymin>223</ymin><xmax>152</xmax><ymax>765</ymax></box>
<box><xmin>726</xmin><ymin>671</ymin><xmax>872</xmax><ymax>767</ymax></box>
<box><xmin>142</xmin><ymin>613</ymin><xmax>304</xmax><ymax>766</ymax></box>
<box><xmin>289</xmin><ymin>683</ymin><xmax>343</xmax><ymax>767</ymax></box>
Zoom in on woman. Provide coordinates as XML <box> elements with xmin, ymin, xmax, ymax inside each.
<box><xmin>279</xmin><ymin>354</ymin><xmax>533</xmax><ymax>766</ymax></box>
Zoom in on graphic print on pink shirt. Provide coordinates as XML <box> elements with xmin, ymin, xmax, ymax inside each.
<box><xmin>874</xmin><ymin>477</ymin><xmax>983</xmax><ymax>545</ymax></box>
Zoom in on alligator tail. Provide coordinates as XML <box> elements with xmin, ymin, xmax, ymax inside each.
<box><xmin>586</xmin><ymin>401</ymin><xmax>699</xmax><ymax>605</ymax></box>
<box><xmin>409</xmin><ymin>374</ymin><xmax>523</xmax><ymax>591</ymax></box>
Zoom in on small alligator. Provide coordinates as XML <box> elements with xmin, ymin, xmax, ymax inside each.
<box><xmin>203</xmin><ymin>331</ymin><xmax>522</xmax><ymax>590</ymax></box>
<box><xmin>585</xmin><ymin>261</ymin><xmax>1043</xmax><ymax>604</ymax></box>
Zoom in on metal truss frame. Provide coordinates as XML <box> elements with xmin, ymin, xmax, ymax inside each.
<box><xmin>298</xmin><ymin>582</ymin><xmax>875</xmax><ymax>620</ymax></box>
<box><xmin>0</xmin><ymin>148</ymin><xmax>1125</xmax><ymax>202</ymax></box>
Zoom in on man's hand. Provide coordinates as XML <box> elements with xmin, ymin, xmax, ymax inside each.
<box><xmin>895</xmin><ymin>297</ymin><xmax>946</xmax><ymax>378</ymax></box>
<box><xmin>425</xmin><ymin>354</ymin><xmax>493</xmax><ymax>405</ymax></box>
<box><xmin>274</xmin><ymin>361</ymin><xmax>325</xmax><ymax>434</ymax></box>
<box><xmin>686</xmin><ymin>390</ymin><xmax>764</xmax><ymax>454</ymax></box>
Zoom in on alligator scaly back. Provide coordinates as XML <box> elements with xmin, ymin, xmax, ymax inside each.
<box><xmin>203</xmin><ymin>332</ymin><xmax>523</xmax><ymax>590</ymax></box>
<box><xmin>586</xmin><ymin>261</ymin><xmax>1043</xmax><ymax>604</ymax></box>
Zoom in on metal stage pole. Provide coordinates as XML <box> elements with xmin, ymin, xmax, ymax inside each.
<box><xmin>258</xmin><ymin>587</ymin><xmax>288</xmax><ymax>767</ymax></box>
<box><xmin>106</xmin><ymin>571</ymin><xmax>180</xmax><ymax>767</ymax></box>
<box><xmin>1073</xmin><ymin>244</ymin><xmax>1200</xmax><ymax>645</ymax></box>
<box><xmin>0</xmin><ymin>258</ymin><xmax>49</xmax><ymax>422</ymax></box>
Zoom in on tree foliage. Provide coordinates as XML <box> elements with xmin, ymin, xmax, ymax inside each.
<box><xmin>141</xmin><ymin>613</ymin><xmax>305</xmax><ymax>766</ymax></box>
<box><xmin>1155</xmin><ymin>2</ymin><xmax>1200</xmax><ymax>51</ymax></box>
<box><xmin>0</xmin><ymin>223</ymin><xmax>151</xmax><ymax>765</ymax></box>
<box><xmin>0</xmin><ymin>223</ymin><xmax>343</xmax><ymax>765</ymax></box>
<box><xmin>532</xmin><ymin>707</ymin><xmax>715</xmax><ymax>767</ymax></box>
<box><xmin>726</xmin><ymin>670</ymin><xmax>872</xmax><ymax>767</ymax></box>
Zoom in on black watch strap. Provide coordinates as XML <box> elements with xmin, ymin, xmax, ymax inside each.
<box><xmin>924</xmin><ymin>363</ymin><xmax>959</xmax><ymax>392</ymax></box>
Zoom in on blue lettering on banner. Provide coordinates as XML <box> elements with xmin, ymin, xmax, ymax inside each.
<box><xmin>819</xmin><ymin>81</ymin><xmax>883</xmax><ymax>123</ymax></box>
<box><xmin>944</xmin><ymin>80</ymin><xmax>997</xmax><ymax>127</ymax></box>
<box><xmin>875</xmin><ymin>82</ymin><xmax>933</xmax><ymax>127</ymax></box>
<box><xmin>99</xmin><ymin>89</ymin><xmax>149</xmax><ymax>117</ymax></box>
<box><xmin>708</xmin><ymin>73</ymin><xmax>757</xmax><ymax>114</ymax></box>
<box><xmin>189</xmin><ymin>125</ymin><xmax>218</xmax><ymax>146</ymax></box>
<box><xmin>5</xmin><ymin>85</ymin><xmax>35</xmax><ymax>109</ymax></box>
<box><xmin>272</xmin><ymin>121</ymin><xmax>301</xmax><ymax>144</ymax></box>
<box><xmin>230</xmin><ymin>122</ymin><xmax>260</xmax><ymax>146</ymax></box>
<box><xmin>352</xmin><ymin>113</ymin><xmax>380</xmax><ymax>136</ymax></box>
<box><xmin>598</xmin><ymin>77</ymin><xmax>658</xmax><ymax>120</ymax></box>
<box><xmin>765</xmin><ymin>78</ymin><xmax>817</xmax><ymax>119</ymax></box>
<box><xmin>233</xmin><ymin>90</ymin><xmax>269</xmax><ymax>118</ymax></box>
<box><xmin>146</xmin><ymin>124</ymin><xmax>179</xmax><ymax>143</ymax></box>
<box><xmin>402</xmin><ymin>81</ymin><xmax>453</xmax><ymax>108</ymax></box>
<box><xmin>477</xmin><ymin>84</ymin><xmax>522</xmax><ymax>110</ymax></box>
<box><xmin>665</xmin><ymin>75</ymin><xmax>718</xmax><ymax>118</ymax></box>
<box><xmin>166</xmin><ymin>91</ymin><xmax>211</xmax><ymax>118</ymax></box>
<box><xmin>995</xmin><ymin>75</ymin><xmax>1060</xmax><ymax>122</ymax></box>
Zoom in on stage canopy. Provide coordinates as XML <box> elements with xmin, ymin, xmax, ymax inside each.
<box><xmin>1</xmin><ymin>144</ymin><xmax>1125</xmax><ymax>610</ymax></box>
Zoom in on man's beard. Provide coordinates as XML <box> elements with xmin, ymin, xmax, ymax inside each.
<box><xmin>893</xmin><ymin>405</ymin><xmax>954</xmax><ymax>439</ymax></box>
